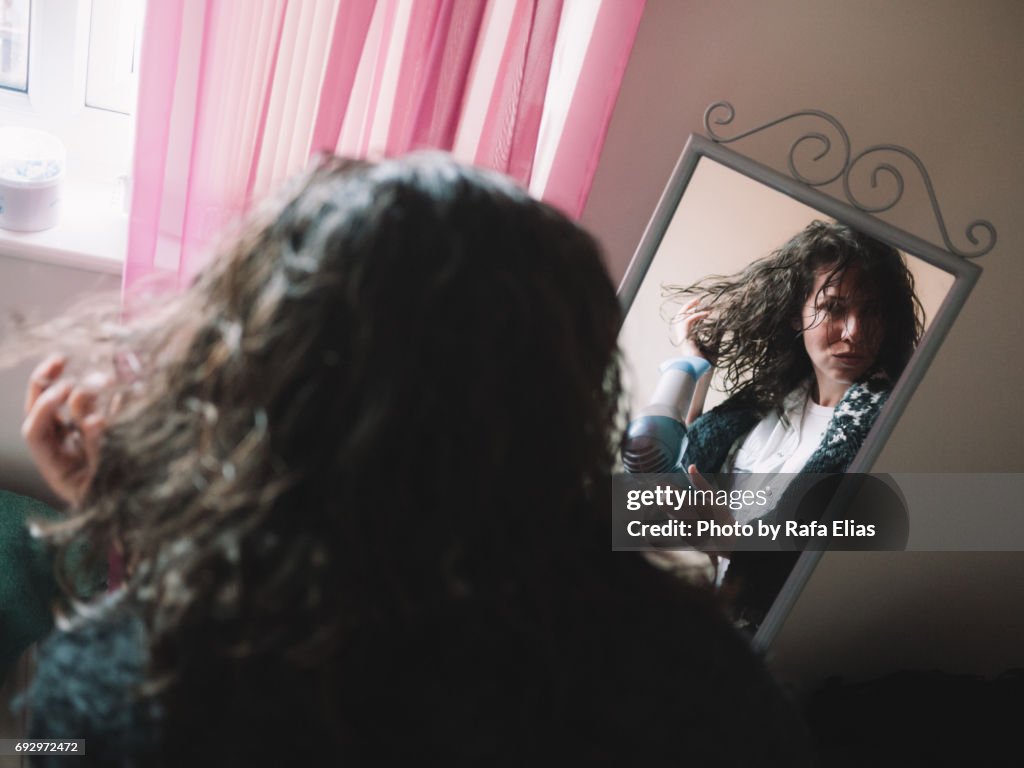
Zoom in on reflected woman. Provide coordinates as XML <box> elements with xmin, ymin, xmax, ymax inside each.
<box><xmin>666</xmin><ymin>220</ymin><xmax>924</xmax><ymax>622</ymax></box>
<box><xmin>671</xmin><ymin>219</ymin><xmax>923</xmax><ymax>480</ymax></box>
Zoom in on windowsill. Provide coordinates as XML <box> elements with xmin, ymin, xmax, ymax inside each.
<box><xmin>0</xmin><ymin>181</ymin><xmax>126</xmax><ymax>275</ymax></box>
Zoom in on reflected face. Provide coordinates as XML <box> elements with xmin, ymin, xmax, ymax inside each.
<box><xmin>799</xmin><ymin>266</ymin><xmax>884</xmax><ymax>401</ymax></box>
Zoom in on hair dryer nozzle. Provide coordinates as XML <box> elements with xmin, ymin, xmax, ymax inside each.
<box><xmin>621</xmin><ymin>355</ymin><xmax>709</xmax><ymax>474</ymax></box>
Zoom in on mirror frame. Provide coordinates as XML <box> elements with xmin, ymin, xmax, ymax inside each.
<box><xmin>617</xmin><ymin>133</ymin><xmax>983</xmax><ymax>650</ymax></box>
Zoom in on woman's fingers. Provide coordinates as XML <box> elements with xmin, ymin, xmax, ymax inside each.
<box><xmin>673</xmin><ymin>299</ymin><xmax>704</xmax><ymax>323</ymax></box>
<box><xmin>79</xmin><ymin>413</ymin><xmax>106</xmax><ymax>472</ymax></box>
<box><xmin>672</xmin><ymin>301</ymin><xmax>712</xmax><ymax>354</ymax></box>
<box><xmin>68</xmin><ymin>387</ymin><xmax>98</xmax><ymax>425</ymax></box>
<box><xmin>22</xmin><ymin>359</ymin><xmax>111</xmax><ymax>506</ymax></box>
<box><xmin>687</xmin><ymin>464</ymin><xmax>713</xmax><ymax>492</ymax></box>
<box><xmin>688</xmin><ymin>464</ymin><xmax>736</xmax><ymax>530</ymax></box>
<box><xmin>67</xmin><ymin>372</ymin><xmax>112</xmax><ymax>424</ymax></box>
<box><xmin>21</xmin><ymin>379</ymin><xmax>73</xmax><ymax>446</ymax></box>
<box><xmin>25</xmin><ymin>353</ymin><xmax>67</xmax><ymax>415</ymax></box>
<box><xmin>21</xmin><ymin>379</ymin><xmax>87</xmax><ymax>504</ymax></box>
<box><xmin>681</xmin><ymin>309</ymin><xmax>712</xmax><ymax>332</ymax></box>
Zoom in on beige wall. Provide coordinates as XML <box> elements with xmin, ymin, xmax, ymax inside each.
<box><xmin>585</xmin><ymin>0</ymin><xmax>1024</xmax><ymax>689</ymax></box>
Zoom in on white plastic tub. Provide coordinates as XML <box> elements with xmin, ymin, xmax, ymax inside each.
<box><xmin>0</xmin><ymin>127</ymin><xmax>65</xmax><ymax>232</ymax></box>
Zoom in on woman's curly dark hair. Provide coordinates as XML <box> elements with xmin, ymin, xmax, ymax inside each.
<box><xmin>664</xmin><ymin>219</ymin><xmax>924</xmax><ymax>414</ymax></box>
<box><xmin>20</xmin><ymin>154</ymin><xmax>629</xmax><ymax>757</ymax></box>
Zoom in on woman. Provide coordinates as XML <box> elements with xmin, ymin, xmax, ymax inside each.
<box><xmin>667</xmin><ymin>220</ymin><xmax>923</xmax><ymax>619</ymax></box>
<box><xmin>671</xmin><ymin>218</ymin><xmax>923</xmax><ymax>487</ymax></box>
<box><xmin>15</xmin><ymin>155</ymin><xmax>810</xmax><ymax>765</ymax></box>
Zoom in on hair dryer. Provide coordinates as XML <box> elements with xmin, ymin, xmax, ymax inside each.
<box><xmin>622</xmin><ymin>356</ymin><xmax>711</xmax><ymax>473</ymax></box>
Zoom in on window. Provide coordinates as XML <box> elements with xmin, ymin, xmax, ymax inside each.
<box><xmin>0</xmin><ymin>0</ymin><xmax>143</xmax><ymax>188</ymax></box>
<box><xmin>86</xmin><ymin>0</ymin><xmax>143</xmax><ymax>114</ymax></box>
<box><xmin>0</xmin><ymin>0</ymin><xmax>30</xmax><ymax>92</ymax></box>
<box><xmin>0</xmin><ymin>1</ymin><xmax>144</xmax><ymax>268</ymax></box>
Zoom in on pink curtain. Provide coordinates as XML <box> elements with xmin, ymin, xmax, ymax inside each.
<box><xmin>124</xmin><ymin>0</ymin><xmax>645</xmax><ymax>296</ymax></box>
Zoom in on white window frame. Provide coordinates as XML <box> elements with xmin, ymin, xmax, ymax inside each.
<box><xmin>85</xmin><ymin>0</ymin><xmax>144</xmax><ymax>115</ymax></box>
<box><xmin>0</xmin><ymin>0</ymin><xmax>136</xmax><ymax>272</ymax></box>
<box><xmin>0</xmin><ymin>0</ymin><xmax>136</xmax><ymax>188</ymax></box>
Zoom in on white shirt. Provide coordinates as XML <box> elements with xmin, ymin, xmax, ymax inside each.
<box><xmin>723</xmin><ymin>384</ymin><xmax>835</xmax><ymax>478</ymax></box>
<box><xmin>719</xmin><ymin>385</ymin><xmax>834</xmax><ymax>526</ymax></box>
<box><xmin>712</xmin><ymin>385</ymin><xmax>834</xmax><ymax>586</ymax></box>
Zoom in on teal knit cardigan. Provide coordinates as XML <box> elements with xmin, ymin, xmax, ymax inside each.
<box><xmin>0</xmin><ymin>491</ymin><xmax>60</xmax><ymax>685</ymax></box>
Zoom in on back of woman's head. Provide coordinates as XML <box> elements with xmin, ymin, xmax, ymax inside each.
<box><xmin>46</xmin><ymin>154</ymin><xmax>623</xmax><ymax>724</ymax></box>
<box><xmin>669</xmin><ymin>219</ymin><xmax>923</xmax><ymax>411</ymax></box>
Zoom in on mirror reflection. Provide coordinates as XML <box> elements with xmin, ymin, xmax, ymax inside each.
<box><xmin>619</xmin><ymin>156</ymin><xmax>955</xmax><ymax>632</ymax></box>
<box><xmin>621</xmin><ymin>157</ymin><xmax>952</xmax><ymax>417</ymax></box>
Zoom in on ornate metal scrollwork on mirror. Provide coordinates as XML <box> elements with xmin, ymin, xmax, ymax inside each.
<box><xmin>703</xmin><ymin>101</ymin><xmax>996</xmax><ymax>259</ymax></box>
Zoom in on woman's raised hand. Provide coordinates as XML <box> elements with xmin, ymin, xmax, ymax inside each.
<box><xmin>672</xmin><ymin>299</ymin><xmax>715</xmax><ymax>424</ymax></box>
<box><xmin>672</xmin><ymin>297</ymin><xmax>712</xmax><ymax>360</ymax></box>
<box><xmin>687</xmin><ymin>464</ymin><xmax>735</xmax><ymax>527</ymax></box>
<box><xmin>21</xmin><ymin>354</ymin><xmax>110</xmax><ymax>506</ymax></box>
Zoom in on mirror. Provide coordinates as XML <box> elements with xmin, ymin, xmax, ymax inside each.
<box><xmin>617</xmin><ymin>132</ymin><xmax>983</xmax><ymax>649</ymax></box>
